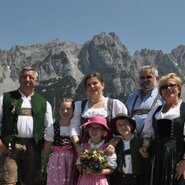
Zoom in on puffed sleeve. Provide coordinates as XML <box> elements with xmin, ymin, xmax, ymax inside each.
<box><xmin>107</xmin><ymin>153</ymin><xmax>117</xmax><ymax>169</ymax></box>
<box><xmin>44</xmin><ymin>124</ymin><xmax>54</xmax><ymax>142</ymax></box>
<box><xmin>44</xmin><ymin>101</ymin><xmax>54</xmax><ymax>128</ymax></box>
<box><xmin>112</xmin><ymin>99</ymin><xmax>128</xmax><ymax>117</ymax></box>
<box><xmin>70</xmin><ymin>101</ymin><xmax>82</xmax><ymax>137</ymax></box>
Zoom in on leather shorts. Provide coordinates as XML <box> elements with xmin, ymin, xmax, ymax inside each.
<box><xmin>2</xmin><ymin>137</ymin><xmax>41</xmax><ymax>185</ymax></box>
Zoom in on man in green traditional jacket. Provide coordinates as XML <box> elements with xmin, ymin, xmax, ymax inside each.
<box><xmin>0</xmin><ymin>67</ymin><xmax>53</xmax><ymax>185</ymax></box>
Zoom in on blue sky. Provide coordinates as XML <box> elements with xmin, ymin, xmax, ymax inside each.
<box><xmin>0</xmin><ymin>0</ymin><xmax>185</xmax><ymax>54</ymax></box>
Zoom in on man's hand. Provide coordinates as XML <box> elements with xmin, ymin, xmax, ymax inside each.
<box><xmin>139</xmin><ymin>145</ymin><xmax>149</xmax><ymax>158</ymax></box>
<box><xmin>0</xmin><ymin>139</ymin><xmax>8</xmax><ymax>155</ymax></box>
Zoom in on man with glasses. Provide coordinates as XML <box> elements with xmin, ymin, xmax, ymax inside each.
<box><xmin>125</xmin><ymin>65</ymin><xmax>163</xmax><ymax>138</ymax></box>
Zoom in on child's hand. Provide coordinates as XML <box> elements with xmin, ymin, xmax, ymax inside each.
<box><xmin>103</xmin><ymin>143</ymin><xmax>115</xmax><ymax>156</ymax></box>
<box><xmin>76</xmin><ymin>165</ymin><xmax>83</xmax><ymax>173</ymax></box>
<box><xmin>83</xmin><ymin>167</ymin><xmax>96</xmax><ymax>176</ymax></box>
<box><xmin>76</xmin><ymin>145</ymin><xmax>83</xmax><ymax>156</ymax></box>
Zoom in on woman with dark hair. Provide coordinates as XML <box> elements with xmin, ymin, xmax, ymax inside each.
<box><xmin>139</xmin><ymin>73</ymin><xmax>185</xmax><ymax>185</ymax></box>
<box><xmin>70</xmin><ymin>72</ymin><xmax>128</xmax><ymax>155</ymax></box>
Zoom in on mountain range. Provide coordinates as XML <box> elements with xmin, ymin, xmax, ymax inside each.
<box><xmin>0</xmin><ymin>32</ymin><xmax>185</xmax><ymax>116</ymax></box>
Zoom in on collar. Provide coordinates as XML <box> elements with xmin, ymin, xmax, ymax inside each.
<box><xmin>137</xmin><ymin>87</ymin><xmax>158</xmax><ymax>97</ymax></box>
<box><xmin>122</xmin><ymin>134</ymin><xmax>134</xmax><ymax>143</ymax></box>
<box><xmin>88</xmin><ymin>139</ymin><xmax>105</xmax><ymax>148</ymax></box>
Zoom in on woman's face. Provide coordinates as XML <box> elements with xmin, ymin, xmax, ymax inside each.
<box><xmin>86</xmin><ymin>77</ymin><xmax>104</xmax><ymax>98</ymax></box>
<box><xmin>160</xmin><ymin>78</ymin><xmax>181</xmax><ymax>100</ymax></box>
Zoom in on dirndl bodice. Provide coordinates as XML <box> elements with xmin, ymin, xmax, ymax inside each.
<box><xmin>149</xmin><ymin>117</ymin><xmax>185</xmax><ymax>185</ymax></box>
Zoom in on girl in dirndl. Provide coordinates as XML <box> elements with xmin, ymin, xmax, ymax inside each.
<box><xmin>43</xmin><ymin>98</ymin><xmax>78</xmax><ymax>185</ymax></box>
<box><xmin>76</xmin><ymin>115</ymin><xmax>117</xmax><ymax>185</ymax></box>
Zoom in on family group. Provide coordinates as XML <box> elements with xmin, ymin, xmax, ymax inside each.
<box><xmin>0</xmin><ymin>65</ymin><xmax>185</xmax><ymax>185</ymax></box>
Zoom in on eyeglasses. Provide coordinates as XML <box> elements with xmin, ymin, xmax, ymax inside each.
<box><xmin>139</xmin><ymin>76</ymin><xmax>154</xmax><ymax>80</ymax></box>
<box><xmin>160</xmin><ymin>83</ymin><xmax>179</xmax><ymax>90</ymax></box>
<box><xmin>88</xmin><ymin>126</ymin><xmax>103</xmax><ymax>132</ymax></box>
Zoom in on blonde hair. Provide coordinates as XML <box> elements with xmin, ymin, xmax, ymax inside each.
<box><xmin>159</xmin><ymin>73</ymin><xmax>183</xmax><ymax>86</ymax></box>
<box><xmin>58</xmin><ymin>98</ymin><xmax>74</xmax><ymax>110</ymax></box>
<box><xmin>159</xmin><ymin>73</ymin><xmax>183</xmax><ymax>97</ymax></box>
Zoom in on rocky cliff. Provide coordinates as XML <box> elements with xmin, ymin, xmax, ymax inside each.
<box><xmin>0</xmin><ymin>32</ymin><xmax>185</xmax><ymax>116</ymax></box>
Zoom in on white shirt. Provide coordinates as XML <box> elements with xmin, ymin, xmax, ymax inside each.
<box><xmin>122</xmin><ymin>136</ymin><xmax>133</xmax><ymax>174</ymax></box>
<box><xmin>0</xmin><ymin>91</ymin><xmax>53</xmax><ymax>138</ymax></box>
<box><xmin>126</xmin><ymin>87</ymin><xmax>162</xmax><ymax>137</ymax></box>
<box><xmin>143</xmin><ymin>100</ymin><xmax>184</xmax><ymax>138</ymax></box>
<box><xmin>70</xmin><ymin>97</ymin><xmax>128</xmax><ymax>136</ymax></box>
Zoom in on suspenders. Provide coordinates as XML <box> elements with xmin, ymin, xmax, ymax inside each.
<box><xmin>131</xmin><ymin>92</ymin><xmax>160</xmax><ymax>117</ymax></box>
<box><xmin>130</xmin><ymin>91</ymin><xmax>160</xmax><ymax>136</ymax></box>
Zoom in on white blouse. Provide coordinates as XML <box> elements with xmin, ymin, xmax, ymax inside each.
<box><xmin>44</xmin><ymin>124</ymin><xmax>70</xmax><ymax>142</ymax></box>
<box><xmin>70</xmin><ymin>97</ymin><xmax>128</xmax><ymax>137</ymax></box>
<box><xmin>143</xmin><ymin>100</ymin><xmax>184</xmax><ymax>138</ymax></box>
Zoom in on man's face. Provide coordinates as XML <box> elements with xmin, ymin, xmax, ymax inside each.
<box><xmin>19</xmin><ymin>70</ymin><xmax>38</xmax><ymax>90</ymax></box>
<box><xmin>139</xmin><ymin>70</ymin><xmax>158</xmax><ymax>91</ymax></box>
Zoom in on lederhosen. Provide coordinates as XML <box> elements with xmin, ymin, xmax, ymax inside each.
<box><xmin>111</xmin><ymin>136</ymin><xmax>145</xmax><ymax>185</ymax></box>
<box><xmin>1</xmin><ymin>90</ymin><xmax>47</xmax><ymax>185</ymax></box>
<box><xmin>130</xmin><ymin>93</ymin><xmax>160</xmax><ymax>137</ymax></box>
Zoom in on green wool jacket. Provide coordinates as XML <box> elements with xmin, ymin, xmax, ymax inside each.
<box><xmin>1</xmin><ymin>90</ymin><xmax>46</xmax><ymax>146</ymax></box>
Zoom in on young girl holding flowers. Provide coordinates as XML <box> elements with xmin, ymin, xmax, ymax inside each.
<box><xmin>76</xmin><ymin>115</ymin><xmax>117</xmax><ymax>185</ymax></box>
<box><xmin>43</xmin><ymin>98</ymin><xmax>78</xmax><ymax>185</ymax></box>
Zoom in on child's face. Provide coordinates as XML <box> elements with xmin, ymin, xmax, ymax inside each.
<box><xmin>115</xmin><ymin>118</ymin><xmax>132</xmax><ymax>137</ymax></box>
<box><xmin>87</xmin><ymin>123</ymin><xmax>105</xmax><ymax>143</ymax></box>
<box><xmin>59</xmin><ymin>101</ymin><xmax>73</xmax><ymax>121</ymax></box>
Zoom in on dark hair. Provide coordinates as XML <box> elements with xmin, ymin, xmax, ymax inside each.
<box><xmin>84</xmin><ymin>72</ymin><xmax>104</xmax><ymax>88</ymax></box>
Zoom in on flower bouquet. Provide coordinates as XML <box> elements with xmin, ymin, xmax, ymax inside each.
<box><xmin>79</xmin><ymin>148</ymin><xmax>108</xmax><ymax>173</ymax></box>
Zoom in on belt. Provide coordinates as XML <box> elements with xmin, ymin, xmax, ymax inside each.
<box><xmin>121</xmin><ymin>174</ymin><xmax>136</xmax><ymax>178</ymax></box>
<box><xmin>133</xmin><ymin>109</ymin><xmax>150</xmax><ymax>115</ymax></box>
<box><xmin>14</xmin><ymin>137</ymin><xmax>34</xmax><ymax>144</ymax></box>
<box><xmin>19</xmin><ymin>108</ymin><xmax>32</xmax><ymax>116</ymax></box>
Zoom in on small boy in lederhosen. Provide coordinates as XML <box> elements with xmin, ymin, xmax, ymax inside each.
<box><xmin>110</xmin><ymin>113</ymin><xmax>145</xmax><ymax>185</ymax></box>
